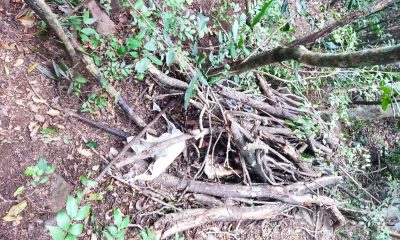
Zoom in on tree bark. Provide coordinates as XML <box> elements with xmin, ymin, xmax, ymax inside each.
<box><xmin>210</xmin><ymin>44</ymin><xmax>400</xmax><ymax>75</ymax></box>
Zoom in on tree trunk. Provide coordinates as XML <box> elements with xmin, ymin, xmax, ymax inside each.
<box><xmin>210</xmin><ymin>44</ymin><xmax>400</xmax><ymax>75</ymax></box>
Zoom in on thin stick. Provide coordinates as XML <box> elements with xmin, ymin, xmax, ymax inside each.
<box><xmin>67</xmin><ymin>111</ymin><xmax>130</xmax><ymax>138</ymax></box>
<box><xmin>93</xmin><ymin>101</ymin><xmax>173</xmax><ymax>183</ymax></box>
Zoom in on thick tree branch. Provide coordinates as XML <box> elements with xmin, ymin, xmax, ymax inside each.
<box><xmin>210</xmin><ymin>44</ymin><xmax>400</xmax><ymax>75</ymax></box>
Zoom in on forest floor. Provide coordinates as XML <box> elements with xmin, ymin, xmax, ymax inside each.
<box><xmin>0</xmin><ymin>1</ymin><xmax>398</xmax><ymax>240</ymax></box>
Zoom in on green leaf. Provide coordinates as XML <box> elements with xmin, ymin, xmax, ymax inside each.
<box><xmin>251</xmin><ymin>0</ymin><xmax>275</xmax><ymax>29</ymax></box>
<box><xmin>65</xmin><ymin>235</ymin><xmax>78</xmax><ymax>240</ymax></box>
<box><xmin>232</xmin><ymin>19</ymin><xmax>239</xmax><ymax>41</ymax></box>
<box><xmin>85</xmin><ymin>140</ymin><xmax>99</xmax><ymax>148</ymax></box>
<box><xmin>381</xmin><ymin>97</ymin><xmax>391</xmax><ymax>111</ymax></box>
<box><xmin>280</xmin><ymin>22</ymin><xmax>290</xmax><ymax>32</ymax></box>
<box><xmin>126</xmin><ymin>37</ymin><xmax>142</xmax><ymax>50</ymax></box>
<box><xmin>144</xmin><ymin>40</ymin><xmax>157</xmax><ymax>52</ymax></box>
<box><xmin>114</xmin><ymin>209</ymin><xmax>123</xmax><ymax>226</ymax></box>
<box><xmin>135</xmin><ymin>58</ymin><xmax>150</xmax><ymax>74</ymax></box>
<box><xmin>197</xmin><ymin>13</ymin><xmax>209</xmax><ymax>31</ymax></box>
<box><xmin>40</xmin><ymin>176</ymin><xmax>49</xmax><ymax>184</ymax></box>
<box><xmin>75</xmin><ymin>205</ymin><xmax>91</xmax><ymax>221</ymax></box>
<box><xmin>166</xmin><ymin>49</ymin><xmax>175</xmax><ymax>65</ymax></box>
<box><xmin>45</xmin><ymin>164</ymin><xmax>56</xmax><ymax>174</ymax></box>
<box><xmin>381</xmin><ymin>86</ymin><xmax>392</xmax><ymax>95</ymax></box>
<box><xmin>38</xmin><ymin>157</ymin><xmax>48</xmax><ymax>171</ymax></box>
<box><xmin>117</xmin><ymin>46</ymin><xmax>127</xmax><ymax>56</ymax></box>
<box><xmin>107</xmin><ymin>226</ymin><xmax>118</xmax><ymax>236</ymax></box>
<box><xmin>103</xmin><ymin>231</ymin><xmax>114</xmax><ymax>240</ymax></box>
<box><xmin>81</xmin><ymin>28</ymin><xmax>97</xmax><ymax>36</ymax></box>
<box><xmin>387</xmin><ymin>72</ymin><xmax>400</xmax><ymax>79</ymax></box>
<box><xmin>69</xmin><ymin>224</ymin><xmax>84</xmax><ymax>236</ymax></box>
<box><xmin>83</xmin><ymin>10</ymin><xmax>96</xmax><ymax>25</ymax></box>
<box><xmin>120</xmin><ymin>216</ymin><xmax>130</xmax><ymax>229</ymax></box>
<box><xmin>75</xmin><ymin>76</ymin><xmax>88</xmax><ymax>83</ymax></box>
<box><xmin>88</xmin><ymin>193</ymin><xmax>104</xmax><ymax>201</ymax></box>
<box><xmin>46</xmin><ymin>225</ymin><xmax>66</xmax><ymax>240</ymax></box>
<box><xmin>40</xmin><ymin>127</ymin><xmax>59</xmax><ymax>136</ymax></box>
<box><xmin>66</xmin><ymin>196</ymin><xmax>78</xmax><ymax>218</ymax></box>
<box><xmin>56</xmin><ymin>211</ymin><xmax>71</xmax><ymax>231</ymax></box>
<box><xmin>134</xmin><ymin>0</ymin><xmax>144</xmax><ymax>10</ymax></box>
<box><xmin>184</xmin><ymin>74</ymin><xmax>199</xmax><ymax>110</ymax></box>
<box><xmin>148</xmin><ymin>55</ymin><xmax>163</xmax><ymax>65</ymax></box>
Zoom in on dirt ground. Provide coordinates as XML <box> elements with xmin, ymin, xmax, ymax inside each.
<box><xmin>0</xmin><ymin>1</ymin><xmax>376</xmax><ymax>240</ymax></box>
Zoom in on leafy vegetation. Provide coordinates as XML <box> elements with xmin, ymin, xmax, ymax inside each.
<box><xmin>24</xmin><ymin>157</ymin><xmax>56</xmax><ymax>186</ymax></box>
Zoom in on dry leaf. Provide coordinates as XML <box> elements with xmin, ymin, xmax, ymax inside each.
<box><xmin>47</xmin><ymin>109</ymin><xmax>61</xmax><ymax>116</ymax></box>
<box><xmin>13</xmin><ymin>186</ymin><xmax>25</xmax><ymax>197</ymax></box>
<box><xmin>77</xmin><ymin>147</ymin><xmax>93</xmax><ymax>158</ymax></box>
<box><xmin>18</xmin><ymin>15</ymin><xmax>35</xmax><ymax>28</ymax></box>
<box><xmin>2</xmin><ymin>200</ymin><xmax>27</xmax><ymax>222</ymax></box>
<box><xmin>27</xmin><ymin>63</ymin><xmax>37</xmax><ymax>73</ymax></box>
<box><xmin>204</xmin><ymin>155</ymin><xmax>241</xmax><ymax>179</ymax></box>
<box><xmin>109</xmin><ymin>147</ymin><xmax>118</xmax><ymax>156</ymax></box>
<box><xmin>13</xmin><ymin>59</ymin><xmax>24</xmax><ymax>67</ymax></box>
<box><xmin>32</xmin><ymin>96</ymin><xmax>46</xmax><ymax>104</ymax></box>
<box><xmin>1</xmin><ymin>42</ymin><xmax>16</xmax><ymax>50</ymax></box>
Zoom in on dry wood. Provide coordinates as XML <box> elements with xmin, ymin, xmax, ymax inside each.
<box><xmin>66</xmin><ymin>111</ymin><xmax>130</xmax><ymax>138</ymax></box>
<box><xmin>153</xmin><ymin>204</ymin><xmax>290</xmax><ymax>239</ymax></box>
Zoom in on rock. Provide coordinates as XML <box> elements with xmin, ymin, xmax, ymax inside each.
<box><xmin>44</xmin><ymin>174</ymin><xmax>73</xmax><ymax>213</ymax></box>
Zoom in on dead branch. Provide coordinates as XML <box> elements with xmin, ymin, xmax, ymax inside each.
<box><xmin>218</xmin><ymin>85</ymin><xmax>299</xmax><ymax>121</ymax></box>
<box><xmin>153</xmin><ymin>204</ymin><xmax>290</xmax><ymax>239</ymax></box>
<box><xmin>65</xmin><ymin>111</ymin><xmax>130</xmax><ymax>138</ymax></box>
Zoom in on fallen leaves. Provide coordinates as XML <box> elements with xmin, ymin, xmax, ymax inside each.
<box><xmin>1</xmin><ymin>42</ymin><xmax>16</xmax><ymax>50</ymax></box>
<box><xmin>13</xmin><ymin>58</ymin><xmax>24</xmax><ymax>67</ymax></box>
<box><xmin>47</xmin><ymin>109</ymin><xmax>61</xmax><ymax>117</ymax></box>
<box><xmin>77</xmin><ymin>147</ymin><xmax>93</xmax><ymax>158</ymax></box>
<box><xmin>2</xmin><ymin>200</ymin><xmax>27</xmax><ymax>222</ymax></box>
<box><xmin>18</xmin><ymin>15</ymin><xmax>35</xmax><ymax>28</ymax></box>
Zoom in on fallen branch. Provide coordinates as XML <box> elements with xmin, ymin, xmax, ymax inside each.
<box><xmin>217</xmin><ymin>85</ymin><xmax>299</xmax><ymax>121</ymax></box>
<box><xmin>121</xmin><ymin>157</ymin><xmax>342</xmax><ymax>199</ymax></box>
<box><xmin>66</xmin><ymin>111</ymin><xmax>130</xmax><ymax>138</ymax></box>
<box><xmin>153</xmin><ymin>204</ymin><xmax>291</xmax><ymax>239</ymax></box>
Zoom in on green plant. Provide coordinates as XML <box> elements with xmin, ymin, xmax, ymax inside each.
<box><xmin>81</xmin><ymin>93</ymin><xmax>108</xmax><ymax>114</ymax></box>
<box><xmin>102</xmin><ymin>209</ymin><xmax>130</xmax><ymax>240</ymax></box>
<box><xmin>24</xmin><ymin>157</ymin><xmax>56</xmax><ymax>186</ymax></box>
<box><xmin>46</xmin><ymin>195</ymin><xmax>91</xmax><ymax>240</ymax></box>
<box><xmin>139</xmin><ymin>227</ymin><xmax>156</xmax><ymax>240</ymax></box>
